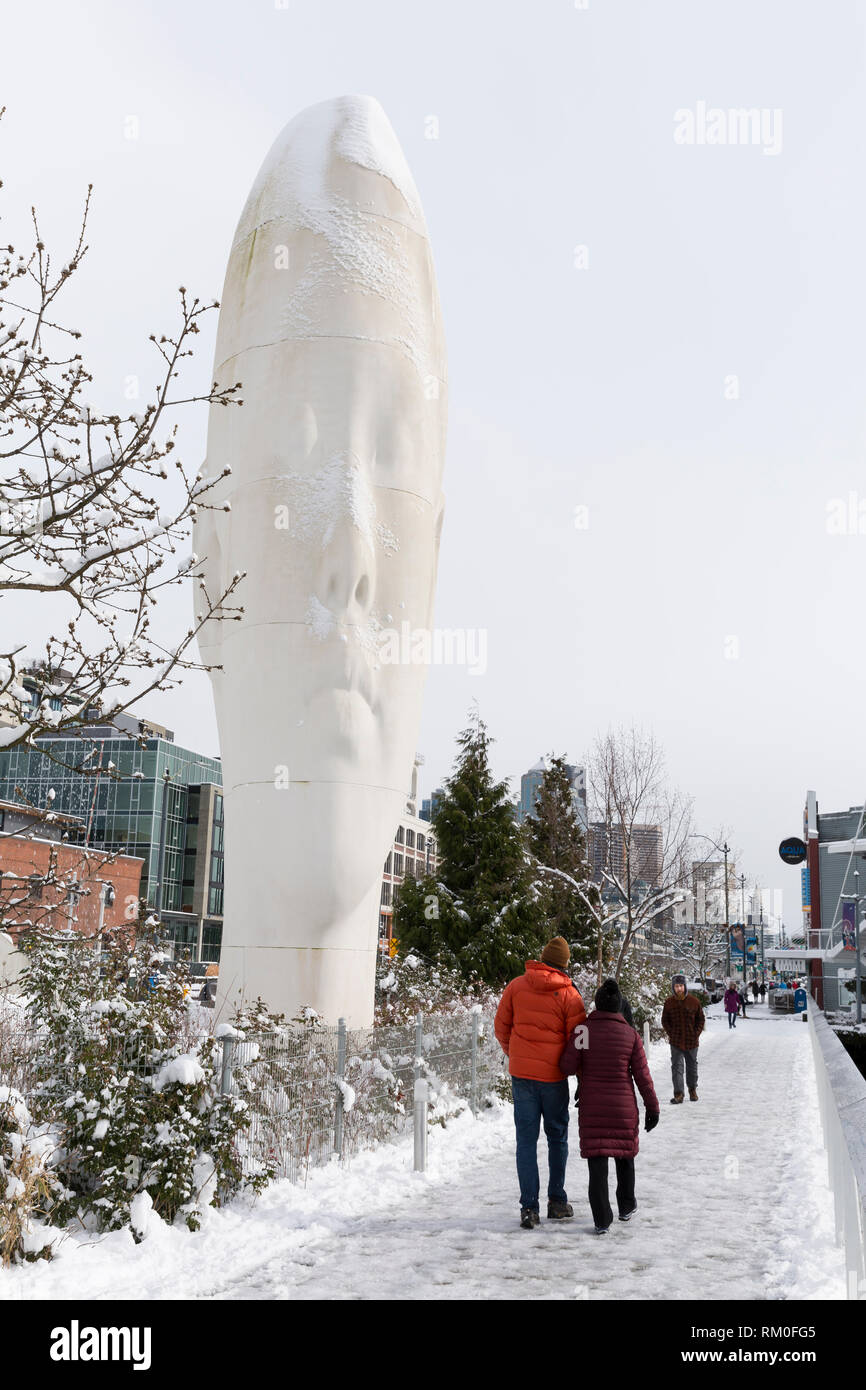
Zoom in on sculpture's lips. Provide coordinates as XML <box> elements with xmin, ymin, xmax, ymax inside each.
<box><xmin>307</xmin><ymin>643</ymin><xmax>376</xmax><ymax>714</ymax></box>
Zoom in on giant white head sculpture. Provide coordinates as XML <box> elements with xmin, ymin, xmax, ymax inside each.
<box><xmin>194</xmin><ymin>96</ymin><xmax>447</xmax><ymax>1026</ymax></box>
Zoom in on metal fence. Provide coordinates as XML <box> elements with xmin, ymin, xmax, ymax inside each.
<box><xmin>0</xmin><ymin>998</ymin><xmax>508</xmax><ymax>1189</ymax></box>
<box><xmin>220</xmin><ymin>1006</ymin><xmax>508</xmax><ymax>1185</ymax></box>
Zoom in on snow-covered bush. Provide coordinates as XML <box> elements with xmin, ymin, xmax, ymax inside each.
<box><xmin>611</xmin><ymin>957</ymin><xmax>669</xmax><ymax>1040</ymax></box>
<box><xmin>14</xmin><ymin>927</ymin><xmax>271</xmax><ymax>1238</ymax></box>
<box><xmin>375</xmin><ymin>949</ymin><xmax>498</xmax><ymax>1025</ymax></box>
<box><xmin>0</xmin><ymin>1084</ymin><xmax>62</xmax><ymax>1265</ymax></box>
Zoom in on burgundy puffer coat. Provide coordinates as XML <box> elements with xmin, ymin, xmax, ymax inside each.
<box><xmin>560</xmin><ymin>1011</ymin><xmax>659</xmax><ymax>1159</ymax></box>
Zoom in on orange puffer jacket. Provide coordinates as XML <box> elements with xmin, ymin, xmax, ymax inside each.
<box><xmin>495</xmin><ymin>961</ymin><xmax>587</xmax><ymax>1082</ymax></box>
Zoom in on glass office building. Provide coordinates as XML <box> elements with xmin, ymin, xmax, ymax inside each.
<box><xmin>0</xmin><ymin>735</ymin><xmax>225</xmax><ymax>961</ymax></box>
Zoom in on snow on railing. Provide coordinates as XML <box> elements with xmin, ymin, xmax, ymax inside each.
<box><xmin>808</xmin><ymin>1007</ymin><xmax>866</xmax><ymax>1300</ymax></box>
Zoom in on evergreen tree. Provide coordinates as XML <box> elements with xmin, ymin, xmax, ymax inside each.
<box><xmin>394</xmin><ymin>708</ymin><xmax>547</xmax><ymax>985</ymax></box>
<box><xmin>526</xmin><ymin>754</ymin><xmax>596</xmax><ymax>967</ymax></box>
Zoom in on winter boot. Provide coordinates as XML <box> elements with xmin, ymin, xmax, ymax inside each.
<box><xmin>689</xmin><ymin>1087</ymin><xmax>699</xmax><ymax>1102</ymax></box>
<box><xmin>618</xmin><ymin>1204</ymin><xmax>638</xmax><ymax>1222</ymax></box>
<box><xmin>520</xmin><ymin>1207</ymin><xmax>540</xmax><ymax>1229</ymax></box>
<box><xmin>670</xmin><ymin>1093</ymin><xmax>684</xmax><ymax>1104</ymax></box>
<box><xmin>594</xmin><ymin>1224</ymin><xmax>611</xmax><ymax>1235</ymax></box>
<box><xmin>547</xmin><ymin>1200</ymin><xmax>573</xmax><ymax>1220</ymax></box>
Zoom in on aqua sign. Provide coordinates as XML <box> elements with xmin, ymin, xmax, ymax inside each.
<box><xmin>779</xmin><ymin>837</ymin><xmax>807</xmax><ymax>866</ymax></box>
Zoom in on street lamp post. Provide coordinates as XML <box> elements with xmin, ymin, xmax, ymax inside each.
<box><xmin>759</xmin><ymin>899</ymin><xmax>765</xmax><ymax>987</ymax></box>
<box><xmin>738</xmin><ymin>873</ymin><xmax>747</xmax><ymax>983</ymax></box>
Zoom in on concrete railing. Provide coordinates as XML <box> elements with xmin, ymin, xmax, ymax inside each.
<box><xmin>808</xmin><ymin>1007</ymin><xmax>866</xmax><ymax>1299</ymax></box>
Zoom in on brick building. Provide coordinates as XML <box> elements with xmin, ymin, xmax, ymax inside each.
<box><xmin>0</xmin><ymin>800</ymin><xmax>144</xmax><ymax>944</ymax></box>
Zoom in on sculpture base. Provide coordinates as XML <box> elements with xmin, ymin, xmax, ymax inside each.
<box><xmin>214</xmin><ymin>942</ymin><xmax>378</xmax><ymax>1029</ymax></box>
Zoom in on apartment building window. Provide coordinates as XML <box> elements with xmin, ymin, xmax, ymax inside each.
<box><xmin>417</xmin><ymin>833</ymin><xmax>425</xmax><ymax>853</ymax></box>
<box><xmin>406</xmin><ymin>829</ymin><xmax>415</xmax><ymax>849</ymax></box>
<box><xmin>395</xmin><ymin>827</ymin><xmax>404</xmax><ymax>845</ymax></box>
<box><xmin>393</xmin><ymin>853</ymin><xmax>403</xmax><ymax>877</ymax></box>
<box><xmin>380</xmin><ymin>882</ymin><xmax>392</xmax><ymax>906</ymax></box>
<box><xmin>384</xmin><ymin>853</ymin><xmax>392</xmax><ymax>875</ymax></box>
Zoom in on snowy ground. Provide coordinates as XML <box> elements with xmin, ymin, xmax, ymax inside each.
<box><xmin>0</xmin><ymin>1001</ymin><xmax>846</xmax><ymax>1301</ymax></box>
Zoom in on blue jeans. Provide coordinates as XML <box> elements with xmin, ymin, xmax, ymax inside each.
<box><xmin>511</xmin><ymin>1077</ymin><xmax>569</xmax><ymax>1210</ymax></box>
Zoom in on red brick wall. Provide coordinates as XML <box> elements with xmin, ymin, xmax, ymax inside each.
<box><xmin>0</xmin><ymin>835</ymin><xmax>144</xmax><ymax>943</ymax></box>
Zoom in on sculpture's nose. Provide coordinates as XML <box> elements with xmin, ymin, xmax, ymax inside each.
<box><xmin>317</xmin><ymin>456</ymin><xmax>375</xmax><ymax>623</ymax></box>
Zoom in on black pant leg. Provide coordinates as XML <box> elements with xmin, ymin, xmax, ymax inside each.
<box><xmin>614</xmin><ymin>1157</ymin><xmax>636</xmax><ymax>1217</ymax></box>
<box><xmin>587</xmin><ymin>1156</ymin><xmax>613</xmax><ymax>1229</ymax></box>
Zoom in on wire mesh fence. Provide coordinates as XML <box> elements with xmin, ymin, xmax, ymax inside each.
<box><xmin>1</xmin><ymin>994</ymin><xmax>509</xmax><ymax>1188</ymax></box>
<box><xmin>224</xmin><ymin>1006</ymin><xmax>509</xmax><ymax>1184</ymax></box>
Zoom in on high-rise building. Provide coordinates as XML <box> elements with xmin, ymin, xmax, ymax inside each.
<box><xmin>588</xmin><ymin>822</ymin><xmax>662</xmax><ymax>890</ymax></box>
<box><xmin>517</xmin><ymin>756</ymin><xmax>588</xmax><ymax>833</ymax></box>
<box><xmin>0</xmin><ymin>721</ymin><xmax>225</xmax><ymax>962</ymax></box>
<box><xmin>420</xmin><ymin>788</ymin><xmax>445</xmax><ymax>823</ymax></box>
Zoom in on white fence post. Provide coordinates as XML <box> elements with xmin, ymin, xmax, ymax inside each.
<box><xmin>220</xmin><ymin>1036</ymin><xmax>233</xmax><ymax>1097</ymax></box>
<box><xmin>333</xmin><ymin>1017</ymin><xmax>347</xmax><ymax>1157</ymax></box>
<box><xmin>413</xmin><ymin>1014</ymin><xmax>428</xmax><ymax>1172</ymax></box>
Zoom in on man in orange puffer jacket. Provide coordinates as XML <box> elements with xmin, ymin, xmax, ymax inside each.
<box><xmin>494</xmin><ymin>937</ymin><xmax>587</xmax><ymax>1229</ymax></box>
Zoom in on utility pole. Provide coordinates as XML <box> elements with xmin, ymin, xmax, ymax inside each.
<box><xmin>690</xmin><ymin>833</ymin><xmax>733</xmax><ymax>979</ymax></box>
<box><xmin>723</xmin><ymin>844</ymin><xmax>730</xmax><ymax>980</ymax></box>
<box><xmin>759</xmin><ymin>897</ymin><xmax>765</xmax><ymax>987</ymax></box>
<box><xmin>739</xmin><ymin>873</ymin><xmax>747</xmax><ymax>981</ymax></box>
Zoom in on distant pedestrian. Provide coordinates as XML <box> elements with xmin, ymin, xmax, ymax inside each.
<box><xmin>494</xmin><ymin>937</ymin><xmax>587</xmax><ymax>1230</ymax></box>
<box><xmin>724</xmin><ymin>983</ymin><xmax>739</xmax><ymax>1029</ymax></box>
<box><xmin>560</xmin><ymin>978</ymin><xmax>659</xmax><ymax>1234</ymax></box>
<box><xmin>759</xmin><ymin>981</ymin><xmax>767</xmax><ymax>1002</ymax></box>
<box><xmin>661</xmin><ymin>974</ymin><xmax>705</xmax><ymax>1103</ymax></box>
<box><xmin>738</xmin><ymin>986</ymin><xmax>747</xmax><ymax>1018</ymax></box>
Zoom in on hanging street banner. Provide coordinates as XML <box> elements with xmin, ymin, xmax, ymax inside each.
<box><xmin>842</xmin><ymin>900</ymin><xmax>856</xmax><ymax>951</ymax></box>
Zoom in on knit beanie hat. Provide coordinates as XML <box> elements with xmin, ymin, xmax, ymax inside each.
<box><xmin>541</xmin><ymin>937</ymin><xmax>570</xmax><ymax>970</ymax></box>
<box><xmin>594</xmin><ymin>978</ymin><xmax>624</xmax><ymax>1013</ymax></box>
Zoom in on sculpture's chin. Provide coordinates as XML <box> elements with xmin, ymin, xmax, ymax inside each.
<box><xmin>220</xmin><ymin>777</ymin><xmax>403</xmax><ymax>943</ymax></box>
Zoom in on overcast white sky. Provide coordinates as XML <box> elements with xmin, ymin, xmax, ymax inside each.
<box><xmin>3</xmin><ymin>0</ymin><xmax>865</xmax><ymax>928</ymax></box>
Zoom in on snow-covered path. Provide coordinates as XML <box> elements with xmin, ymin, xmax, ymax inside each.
<box><xmin>0</xmin><ymin>1003</ymin><xmax>846</xmax><ymax>1301</ymax></box>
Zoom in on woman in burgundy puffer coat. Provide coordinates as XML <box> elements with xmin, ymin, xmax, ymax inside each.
<box><xmin>560</xmin><ymin>978</ymin><xmax>660</xmax><ymax>1233</ymax></box>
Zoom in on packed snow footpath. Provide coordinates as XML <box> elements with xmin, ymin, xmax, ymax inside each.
<box><xmin>0</xmin><ymin>1001</ymin><xmax>845</xmax><ymax>1301</ymax></box>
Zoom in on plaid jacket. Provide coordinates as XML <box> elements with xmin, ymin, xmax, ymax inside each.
<box><xmin>661</xmin><ymin>992</ymin><xmax>705</xmax><ymax>1051</ymax></box>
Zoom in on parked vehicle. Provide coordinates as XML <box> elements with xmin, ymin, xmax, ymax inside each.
<box><xmin>700</xmin><ymin>977</ymin><xmax>725</xmax><ymax>1003</ymax></box>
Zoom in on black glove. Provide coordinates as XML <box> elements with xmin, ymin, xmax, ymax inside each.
<box><xmin>645</xmin><ymin>1110</ymin><xmax>659</xmax><ymax>1132</ymax></box>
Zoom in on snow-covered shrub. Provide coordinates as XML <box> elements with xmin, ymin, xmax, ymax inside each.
<box><xmin>0</xmin><ymin>1085</ymin><xmax>62</xmax><ymax>1265</ymax></box>
<box><xmin>612</xmin><ymin>957</ymin><xmax>669</xmax><ymax>1040</ymax></box>
<box><xmin>15</xmin><ymin>927</ymin><xmax>271</xmax><ymax>1238</ymax></box>
<box><xmin>375</xmin><ymin>949</ymin><xmax>498</xmax><ymax>1025</ymax></box>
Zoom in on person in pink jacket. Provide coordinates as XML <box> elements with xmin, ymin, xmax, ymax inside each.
<box><xmin>560</xmin><ymin>978</ymin><xmax>659</xmax><ymax>1234</ymax></box>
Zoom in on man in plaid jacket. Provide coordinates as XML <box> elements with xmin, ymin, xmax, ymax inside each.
<box><xmin>661</xmin><ymin>973</ymin><xmax>705</xmax><ymax>1104</ymax></box>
